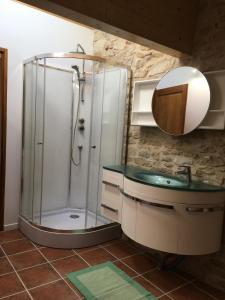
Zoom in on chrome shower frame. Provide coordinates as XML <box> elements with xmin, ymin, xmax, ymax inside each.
<box><xmin>20</xmin><ymin>52</ymin><xmax>126</xmax><ymax>248</ymax></box>
<box><xmin>23</xmin><ymin>52</ymin><xmax>105</xmax><ymax>64</ymax></box>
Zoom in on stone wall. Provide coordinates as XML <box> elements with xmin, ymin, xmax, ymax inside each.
<box><xmin>93</xmin><ymin>0</ymin><xmax>225</xmax><ymax>291</ymax></box>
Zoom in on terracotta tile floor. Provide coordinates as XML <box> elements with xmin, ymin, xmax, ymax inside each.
<box><xmin>0</xmin><ymin>230</ymin><xmax>224</xmax><ymax>300</ymax></box>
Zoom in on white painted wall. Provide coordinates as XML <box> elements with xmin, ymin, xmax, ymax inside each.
<box><xmin>0</xmin><ymin>0</ymin><xmax>94</xmax><ymax>229</ymax></box>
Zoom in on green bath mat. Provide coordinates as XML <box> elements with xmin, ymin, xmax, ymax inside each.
<box><xmin>67</xmin><ymin>262</ymin><xmax>157</xmax><ymax>300</ymax></box>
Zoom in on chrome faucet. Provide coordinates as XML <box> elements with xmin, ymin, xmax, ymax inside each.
<box><xmin>176</xmin><ymin>165</ymin><xmax>192</xmax><ymax>185</ymax></box>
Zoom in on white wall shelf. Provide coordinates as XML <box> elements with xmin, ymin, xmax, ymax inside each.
<box><xmin>131</xmin><ymin>71</ymin><xmax>225</xmax><ymax>130</ymax></box>
<box><xmin>131</xmin><ymin>79</ymin><xmax>160</xmax><ymax>127</ymax></box>
<box><xmin>199</xmin><ymin>70</ymin><xmax>225</xmax><ymax>130</ymax></box>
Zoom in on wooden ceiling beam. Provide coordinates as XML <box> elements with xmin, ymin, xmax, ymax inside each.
<box><xmin>18</xmin><ymin>0</ymin><xmax>200</xmax><ymax>57</ymax></box>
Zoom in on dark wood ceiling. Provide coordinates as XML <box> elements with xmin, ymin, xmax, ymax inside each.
<box><xmin>18</xmin><ymin>0</ymin><xmax>201</xmax><ymax>56</ymax></box>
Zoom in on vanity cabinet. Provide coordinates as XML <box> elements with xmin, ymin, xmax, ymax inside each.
<box><xmin>101</xmin><ymin>169</ymin><xmax>123</xmax><ymax>223</ymax></box>
<box><xmin>101</xmin><ymin>168</ymin><xmax>225</xmax><ymax>255</ymax></box>
<box><xmin>123</xmin><ymin>177</ymin><xmax>225</xmax><ymax>255</ymax></box>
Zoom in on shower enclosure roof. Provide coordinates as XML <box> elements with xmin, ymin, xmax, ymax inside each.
<box><xmin>24</xmin><ymin>52</ymin><xmax>106</xmax><ymax>64</ymax></box>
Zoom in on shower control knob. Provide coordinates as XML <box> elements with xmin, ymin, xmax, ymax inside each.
<box><xmin>79</xmin><ymin>118</ymin><xmax>85</xmax><ymax>124</ymax></box>
<box><xmin>91</xmin><ymin>145</ymin><xmax>96</xmax><ymax>149</ymax></box>
<box><xmin>78</xmin><ymin>125</ymin><xmax>85</xmax><ymax>131</ymax></box>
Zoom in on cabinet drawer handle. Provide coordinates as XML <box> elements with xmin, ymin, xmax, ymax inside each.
<box><xmin>139</xmin><ymin>200</ymin><xmax>174</xmax><ymax>210</ymax></box>
<box><xmin>122</xmin><ymin>192</ymin><xmax>174</xmax><ymax>210</ymax></box>
<box><xmin>102</xmin><ymin>180</ymin><xmax>120</xmax><ymax>188</ymax></box>
<box><xmin>186</xmin><ymin>207</ymin><xmax>224</xmax><ymax>213</ymax></box>
<box><xmin>122</xmin><ymin>192</ymin><xmax>135</xmax><ymax>200</ymax></box>
<box><xmin>101</xmin><ymin>204</ymin><xmax>118</xmax><ymax>213</ymax></box>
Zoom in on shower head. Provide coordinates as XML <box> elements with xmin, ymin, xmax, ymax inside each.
<box><xmin>70</xmin><ymin>43</ymin><xmax>86</xmax><ymax>82</ymax></box>
<box><xmin>69</xmin><ymin>43</ymin><xmax>86</xmax><ymax>55</ymax></box>
<box><xmin>76</xmin><ymin>43</ymin><xmax>86</xmax><ymax>54</ymax></box>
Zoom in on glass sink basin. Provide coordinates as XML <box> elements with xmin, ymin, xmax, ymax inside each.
<box><xmin>134</xmin><ymin>172</ymin><xmax>187</xmax><ymax>188</ymax></box>
<box><xmin>103</xmin><ymin>165</ymin><xmax>225</xmax><ymax>191</ymax></box>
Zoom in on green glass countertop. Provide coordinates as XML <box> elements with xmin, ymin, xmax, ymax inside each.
<box><xmin>103</xmin><ymin>165</ymin><xmax>225</xmax><ymax>192</ymax></box>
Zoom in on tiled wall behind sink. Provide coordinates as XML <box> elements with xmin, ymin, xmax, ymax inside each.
<box><xmin>93</xmin><ymin>0</ymin><xmax>225</xmax><ymax>292</ymax></box>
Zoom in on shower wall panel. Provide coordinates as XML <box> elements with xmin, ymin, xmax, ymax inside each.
<box><xmin>41</xmin><ymin>68</ymin><xmax>73</xmax><ymax>212</ymax></box>
<box><xmin>69</xmin><ymin>73</ymin><xmax>93</xmax><ymax>209</ymax></box>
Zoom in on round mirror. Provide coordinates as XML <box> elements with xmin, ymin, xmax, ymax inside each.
<box><xmin>152</xmin><ymin>66</ymin><xmax>210</xmax><ymax>136</ymax></box>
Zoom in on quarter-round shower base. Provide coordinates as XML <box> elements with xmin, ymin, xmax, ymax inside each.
<box><xmin>33</xmin><ymin>208</ymin><xmax>111</xmax><ymax>230</ymax></box>
<box><xmin>19</xmin><ymin>216</ymin><xmax>122</xmax><ymax>249</ymax></box>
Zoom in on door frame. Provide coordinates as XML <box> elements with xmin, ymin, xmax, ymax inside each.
<box><xmin>0</xmin><ymin>48</ymin><xmax>8</xmax><ymax>231</ymax></box>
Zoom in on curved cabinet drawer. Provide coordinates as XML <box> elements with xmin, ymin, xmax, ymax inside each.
<box><xmin>177</xmin><ymin>204</ymin><xmax>224</xmax><ymax>255</ymax></box>
<box><xmin>136</xmin><ymin>200</ymin><xmax>179</xmax><ymax>253</ymax></box>
<box><xmin>121</xmin><ymin>194</ymin><xmax>137</xmax><ymax>240</ymax></box>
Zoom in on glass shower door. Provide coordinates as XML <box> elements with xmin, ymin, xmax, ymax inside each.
<box><xmin>40</xmin><ymin>61</ymin><xmax>73</xmax><ymax>222</ymax></box>
<box><xmin>85</xmin><ymin>66</ymin><xmax>105</xmax><ymax>228</ymax></box>
<box><xmin>21</xmin><ymin>61</ymin><xmax>37</xmax><ymax>222</ymax></box>
<box><xmin>22</xmin><ymin>59</ymin><xmax>46</xmax><ymax>226</ymax></box>
<box><xmin>86</xmin><ymin>66</ymin><xmax>127</xmax><ymax>227</ymax></box>
<box><xmin>22</xmin><ymin>59</ymin><xmax>74</xmax><ymax>228</ymax></box>
<box><xmin>22</xmin><ymin>56</ymin><xmax>128</xmax><ymax>232</ymax></box>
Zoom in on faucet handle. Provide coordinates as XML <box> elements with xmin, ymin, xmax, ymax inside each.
<box><xmin>178</xmin><ymin>165</ymin><xmax>191</xmax><ymax>169</ymax></box>
<box><xmin>176</xmin><ymin>165</ymin><xmax>191</xmax><ymax>174</ymax></box>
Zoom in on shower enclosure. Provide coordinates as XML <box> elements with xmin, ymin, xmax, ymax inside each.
<box><xmin>19</xmin><ymin>52</ymin><xmax>128</xmax><ymax>248</ymax></box>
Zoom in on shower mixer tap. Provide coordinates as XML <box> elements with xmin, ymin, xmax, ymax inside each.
<box><xmin>79</xmin><ymin>77</ymin><xmax>85</xmax><ymax>82</ymax></box>
<box><xmin>78</xmin><ymin>125</ymin><xmax>85</xmax><ymax>131</ymax></box>
<box><xmin>79</xmin><ymin>118</ymin><xmax>85</xmax><ymax>124</ymax></box>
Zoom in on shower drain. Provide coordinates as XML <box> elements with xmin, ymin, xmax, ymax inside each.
<box><xmin>70</xmin><ymin>214</ymin><xmax>80</xmax><ymax>219</ymax></box>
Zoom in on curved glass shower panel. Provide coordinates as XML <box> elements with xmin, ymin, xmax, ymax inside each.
<box><xmin>21</xmin><ymin>53</ymin><xmax>128</xmax><ymax>232</ymax></box>
<box><xmin>21</xmin><ymin>61</ymin><xmax>37</xmax><ymax>221</ymax></box>
<box><xmin>22</xmin><ymin>59</ymin><xmax>45</xmax><ymax>225</ymax></box>
<box><xmin>87</xmin><ymin>65</ymin><xmax>127</xmax><ymax>227</ymax></box>
<box><xmin>39</xmin><ymin>60</ymin><xmax>74</xmax><ymax>228</ymax></box>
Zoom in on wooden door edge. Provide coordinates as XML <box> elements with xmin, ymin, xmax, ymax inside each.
<box><xmin>0</xmin><ymin>48</ymin><xmax>8</xmax><ymax>231</ymax></box>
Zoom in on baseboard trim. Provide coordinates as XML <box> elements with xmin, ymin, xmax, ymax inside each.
<box><xmin>4</xmin><ymin>223</ymin><xmax>18</xmax><ymax>231</ymax></box>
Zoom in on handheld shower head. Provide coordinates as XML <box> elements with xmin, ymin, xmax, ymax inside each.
<box><xmin>71</xmin><ymin>65</ymin><xmax>79</xmax><ymax>72</ymax></box>
<box><xmin>71</xmin><ymin>65</ymin><xmax>86</xmax><ymax>83</ymax></box>
<box><xmin>71</xmin><ymin>65</ymin><xmax>80</xmax><ymax>80</ymax></box>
